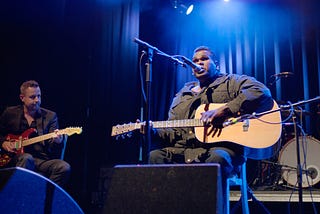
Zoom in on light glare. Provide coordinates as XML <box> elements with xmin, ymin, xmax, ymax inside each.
<box><xmin>186</xmin><ymin>4</ymin><xmax>194</xmax><ymax>15</ymax></box>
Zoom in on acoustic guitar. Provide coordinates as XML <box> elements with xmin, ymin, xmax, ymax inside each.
<box><xmin>111</xmin><ymin>101</ymin><xmax>282</xmax><ymax>159</ymax></box>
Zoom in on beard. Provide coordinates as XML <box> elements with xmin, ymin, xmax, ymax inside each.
<box><xmin>27</xmin><ymin>103</ymin><xmax>41</xmax><ymax>114</ymax></box>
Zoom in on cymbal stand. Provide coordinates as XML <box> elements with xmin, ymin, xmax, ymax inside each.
<box><xmin>292</xmin><ymin>112</ymin><xmax>304</xmax><ymax>213</ymax></box>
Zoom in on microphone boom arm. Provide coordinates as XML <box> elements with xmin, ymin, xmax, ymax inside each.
<box><xmin>134</xmin><ymin>38</ymin><xmax>185</xmax><ymax>67</ymax></box>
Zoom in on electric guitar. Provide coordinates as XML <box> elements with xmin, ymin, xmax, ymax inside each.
<box><xmin>0</xmin><ymin>127</ymin><xmax>82</xmax><ymax>167</ymax></box>
<box><xmin>111</xmin><ymin>101</ymin><xmax>282</xmax><ymax>159</ymax></box>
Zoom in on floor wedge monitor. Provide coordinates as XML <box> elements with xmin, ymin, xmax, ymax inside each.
<box><xmin>103</xmin><ymin>163</ymin><xmax>222</xmax><ymax>214</ymax></box>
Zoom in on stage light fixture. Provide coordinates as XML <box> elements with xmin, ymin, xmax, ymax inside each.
<box><xmin>172</xmin><ymin>0</ymin><xmax>194</xmax><ymax>15</ymax></box>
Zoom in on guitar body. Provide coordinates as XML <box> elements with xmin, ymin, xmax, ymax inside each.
<box><xmin>194</xmin><ymin>101</ymin><xmax>282</xmax><ymax>159</ymax></box>
<box><xmin>0</xmin><ymin>128</ymin><xmax>37</xmax><ymax>167</ymax></box>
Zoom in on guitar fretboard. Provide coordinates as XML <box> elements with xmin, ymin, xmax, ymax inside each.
<box><xmin>21</xmin><ymin>128</ymin><xmax>82</xmax><ymax>146</ymax></box>
<box><xmin>23</xmin><ymin>132</ymin><xmax>58</xmax><ymax>146</ymax></box>
<box><xmin>152</xmin><ymin>119</ymin><xmax>204</xmax><ymax>128</ymax></box>
<box><xmin>111</xmin><ymin>119</ymin><xmax>205</xmax><ymax>136</ymax></box>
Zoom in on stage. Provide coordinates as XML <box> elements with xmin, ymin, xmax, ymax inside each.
<box><xmin>230</xmin><ymin>189</ymin><xmax>320</xmax><ymax>202</ymax></box>
<box><xmin>230</xmin><ymin>188</ymin><xmax>320</xmax><ymax>213</ymax></box>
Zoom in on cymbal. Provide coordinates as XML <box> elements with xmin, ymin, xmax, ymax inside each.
<box><xmin>271</xmin><ymin>72</ymin><xmax>294</xmax><ymax>78</ymax></box>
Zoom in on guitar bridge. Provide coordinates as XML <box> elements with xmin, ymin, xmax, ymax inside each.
<box><xmin>242</xmin><ymin>119</ymin><xmax>249</xmax><ymax>132</ymax></box>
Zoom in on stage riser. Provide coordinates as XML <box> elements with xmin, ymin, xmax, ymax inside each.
<box><xmin>230</xmin><ymin>190</ymin><xmax>320</xmax><ymax>202</ymax></box>
<box><xmin>230</xmin><ymin>201</ymin><xmax>320</xmax><ymax>213</ymax></box>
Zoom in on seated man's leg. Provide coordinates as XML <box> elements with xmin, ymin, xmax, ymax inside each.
<box><xmin>205</xmin><ymin>147</ymin><xmax>235</xmax><ymax>177</ymax></box>
<box><xmin>15</xmin><ymin>153</ymin><xmax>35</xmax><ymax>170</ymax></box>
<box><xmin>35</xmin><ymin>158</ymin><xmax>71</xmax><ymax>187</ymax></box>
<box><xmin>205</xmin><ymin>147</ymin><xmax>245</xmax><ymax>214</ymax></box>
<box><xmin>149</xmin><ymin>148</ymin><xmax>185</xmax><ymax>164</ymax></box>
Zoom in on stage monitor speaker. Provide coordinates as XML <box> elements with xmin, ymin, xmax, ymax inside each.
<box><xmin>0</xmin><ymin>167</ymin><xmax>84</xmax><ymax>214</ymax></box>
<box><xmin>103</xmin><ymin>163</ymin><xmax>222</xmax><ymax>214</ymax></box>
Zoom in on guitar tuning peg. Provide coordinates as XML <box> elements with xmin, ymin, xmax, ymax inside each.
<box><xmin>126</xmin><ymin>132</ymin><xmax>132</xmax><ymax>138</ymax></box>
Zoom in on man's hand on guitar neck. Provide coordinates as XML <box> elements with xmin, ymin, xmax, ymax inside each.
<box><xmin>51</xmin><ymin>129</ymin><xmax>63</xmax><ymax>144</ymax></box>
<box><xmin>200</xmin><ymin>105</ymin><xmax>233</xmax><ymax>137</ymax></box>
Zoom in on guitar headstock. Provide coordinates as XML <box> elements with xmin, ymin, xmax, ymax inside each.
<box><xmin>111</xmin><ymin>122</ymin><xmax>141</xmax><ymax>136</ymax></box>
<box><xmin>62</xmin><ymin>127</ymin><xmax>83</xmax><ymax>136</ymax></box>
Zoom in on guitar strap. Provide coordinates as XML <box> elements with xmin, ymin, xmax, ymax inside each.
<box><xmin>35</xmin><ymin>118</ymin><xmax>44</xmax><ymax>136</ymax></box>
<box><xmin>204</xmin><ymin>103</ymin><xmax>209</xmax><ymax>111</ymax></box>
<box><xmin>188</xmin><ymin>97</ymin><xmax>201</xmax><ymax>119</ymax></box>
<box><xmin>205</xmin><ymin>87</ymin><xmax>214</xmax><ymax>104</ymax></box>
<box><xmin>202</xmin><ymin>104</ymin><xmax>210</xmax><ymax>141</ymax></box>
<box><xmin>188</xmin><ymin>86</ymin><xmax>210</xmax><ymax>119</ymax></box>
<box><xmin>35</xmin><ymin>113</ymin><xmax>45</xmax><ymax>145</ymax></box>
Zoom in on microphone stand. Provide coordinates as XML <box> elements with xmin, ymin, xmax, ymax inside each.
<box><xmin>144</xmin><ymin>47</ymin><xmax>152</xmax><ymax>164</ymax></box>
<box><xmin>291</xmin><ymin>113</ymin><xmax>303</xmax><ymax>214</ymax></box>
<box><xmin>133</xmin><ymin>38</ymin><xmax>185</xmax><ymax>163</ymax></box>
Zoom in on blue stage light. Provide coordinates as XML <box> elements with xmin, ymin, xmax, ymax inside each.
<box><xmin>186</xmin><ymin>4</ymin><xmax>194</xmax><ymax>15</ymax></box>
<box><xmin>172</xmin><ymin>0</ymin><xmax>194</xmax><ymax>15</ymax></box>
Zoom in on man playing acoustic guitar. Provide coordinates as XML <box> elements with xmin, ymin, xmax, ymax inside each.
<box><xmin>148</xmin><ymin>46</ymin><xmax>276</xmax><ymax>213</ymax></box>
<box><xmin>0</xmin><ymin>80</ymin><xmax>71</xmax><ymax>187</ymax></box>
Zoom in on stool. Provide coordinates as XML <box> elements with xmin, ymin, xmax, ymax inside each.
<box><xmin>226</xmin><ymin>159</ymin><xmax>249</xmax><ymax>214</ymax></box>
<box><xmin>226</xmin><ymin>158</ymin><xmax>270</xmax><ymax>214</ymax></box>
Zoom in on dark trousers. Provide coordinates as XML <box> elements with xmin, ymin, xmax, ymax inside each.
<box><xmin>15</xmin><ymin>153</ymin><xmax>71</xmax><ymax>187</ymax></box>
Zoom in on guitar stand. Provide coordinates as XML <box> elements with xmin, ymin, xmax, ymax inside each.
<box><xmin>231</xmin><ymin>187</ymin><xmax>271</xmax><ymax>214</ymax></box>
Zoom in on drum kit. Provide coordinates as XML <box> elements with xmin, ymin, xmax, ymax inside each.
<box><xmin>248</xmin><ymin>73</ymin><xmax>320</xmax><ymax>190</ymax></box>
<box><xmin>248</xmin><ymin>104</ymin><xmax>320</xmax><ymax>190</ymax></box>
<box><xmin>279</xmin><ymin>135</ymin><xmax>320</xmax><ymax>188</ymax></box>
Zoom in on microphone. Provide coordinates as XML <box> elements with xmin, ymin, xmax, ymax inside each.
<box><xmin>223</xmin><ymin>117</ymin><xmax>241</xmax><ymax>127</ymax></box>
<box><xmin>180</xmin><ymin>56</ymin><xmax>203</xmax><ymax>72</ymax></box>
<box><xmin>222</xmin><ymin>114</ymin><xmax>252</xmax><ymax>127</ymax></box>
<box><xmin>272</xmin><ymin>72</ymin><xmax>294</xmax><ymax>78</ymax></box>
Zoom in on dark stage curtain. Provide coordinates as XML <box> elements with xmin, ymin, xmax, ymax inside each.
<box><xmin>0</xmin><ymin>0</ymin><xmax>140</xmax><ymax>212</ymax></box>
<box><xmin>1</xmin><ymin>0</ymin><xmax>320</xmax><ymax>212</ymax></box>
